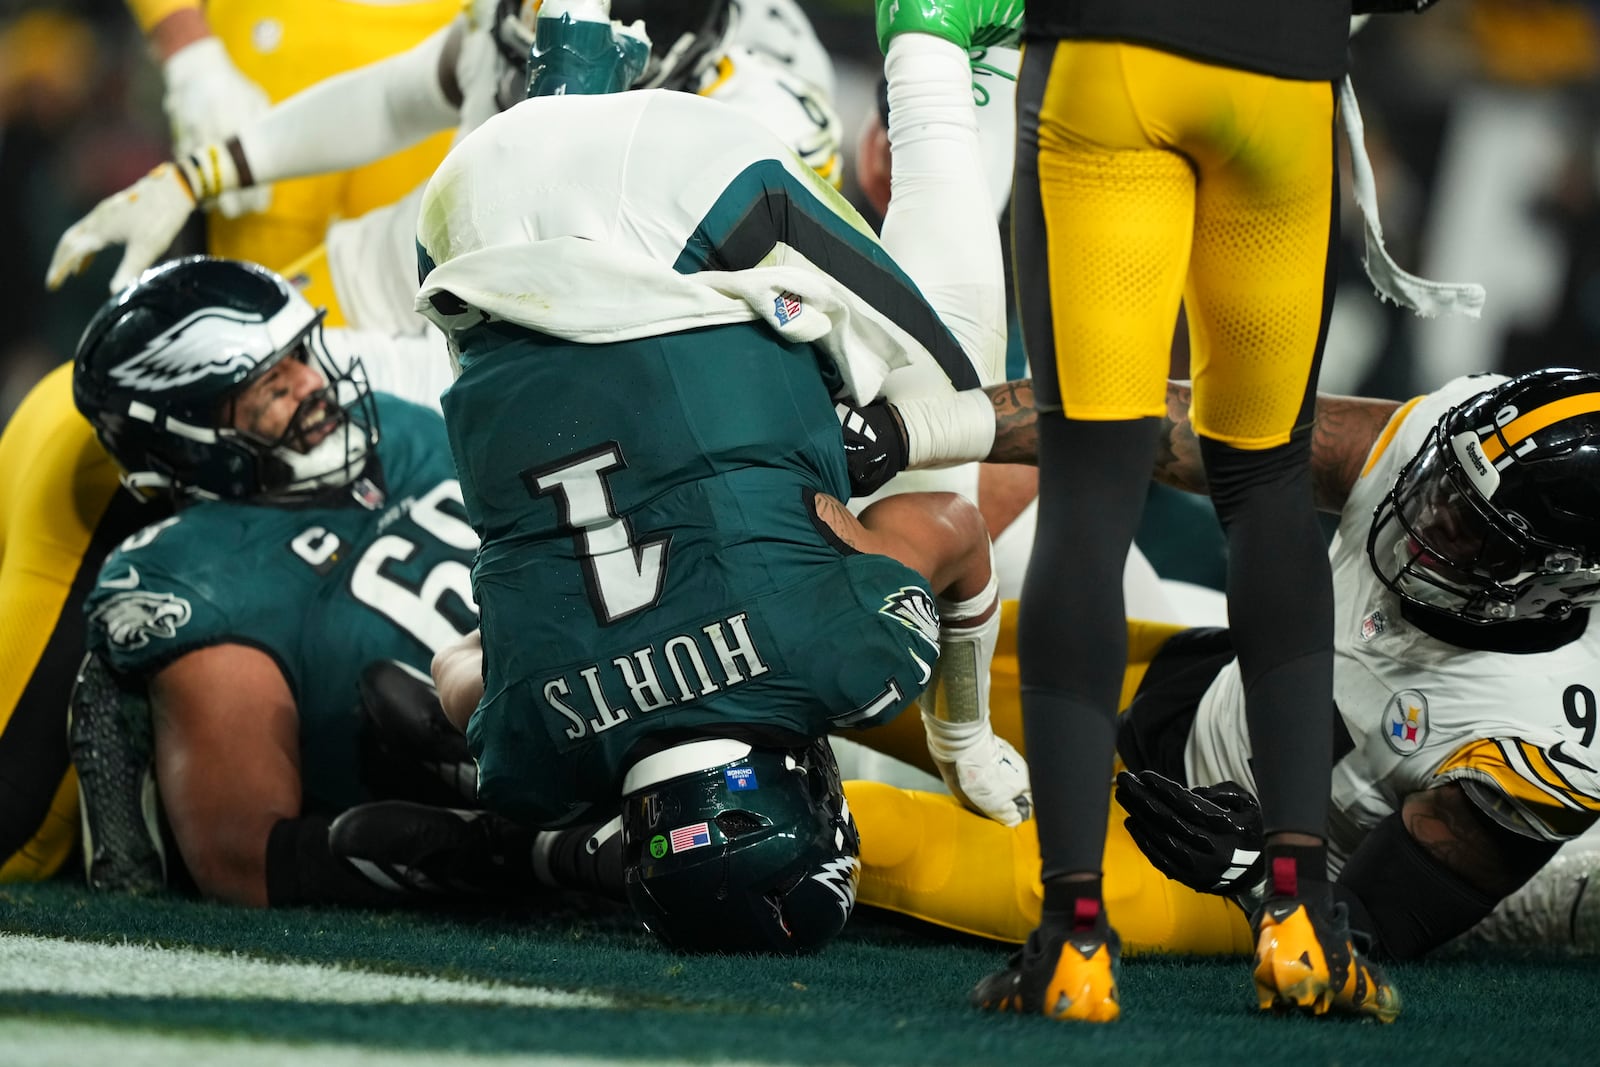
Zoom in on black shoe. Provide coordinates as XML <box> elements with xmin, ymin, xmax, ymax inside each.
<box><xmin>971</xmin><ymin>918</ymin><xmax>1122</xmax><ymax>1022</ymax></box>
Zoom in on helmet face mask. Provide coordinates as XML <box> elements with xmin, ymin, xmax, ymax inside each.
<box><xmin>621</xmin><ymin>735</ymin><xmax>860</xmax><ymax>954</ymax></box>
<box><xmin>73</xmin><ymin>256</ymin><xmax>380</xmax><ymax>504</ymax></box>
<box><xmin>1368</xmin><ymin>369</ymin><xmax>1600</xmax><ymax>624</ymax></box>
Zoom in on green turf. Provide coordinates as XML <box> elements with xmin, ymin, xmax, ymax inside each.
<box><xmin>2</xmin><ymin>881</ymin><xmax>1596</xmax><ymax>1066</ymax></box>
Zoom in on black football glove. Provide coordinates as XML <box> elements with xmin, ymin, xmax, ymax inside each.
<box><xmin>358</xmin><ymin>659</ymin><xmax>477</xmax><ymax>806</ymax></box>
<box><xmin>835</xmin><ymin>398</ymin><xmax>908</xmax><ymax>497</ymax></box>
<box><xmin>329</xmin><ymin>800</ymin><xmax>538</xmax><ymax>901</ymax></box>
<box><xmin>1115</xmin><ymin>769</ymin><xmax>1265</xmax><ymax>896</ymax></box>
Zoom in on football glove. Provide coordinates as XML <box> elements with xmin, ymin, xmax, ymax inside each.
<box><xmin>924</xmin><ymin>713</ymin><xmax>1033</xmax><ymax>826</ymax></box>
<box><xmin>328</xmin><ymin>800</ymin><xmax>538</xmax><ymax>900</ymax></box>
<box><xmin>358</xmin><ymin>659</ymin><xmax>478</xmax><ymax>807</ymax></box>
<box><xmin>1115</xmin><ymin>769</ymin><xmax>1264</xmax><ymax>895</ymax></box>
<box><xmin>161</xmin><ymin>37</ymin><xmax>271</xmax><ymax>218</ymax></box>
<box><xmin>835</xmin><ymin>398</ymin><xmax>908</xmax><ymax>497</ymax></box>
<box><xmin>46</xmin><ymin>163</ymin><xmax>196</xmax><ymax>293</ymax></box>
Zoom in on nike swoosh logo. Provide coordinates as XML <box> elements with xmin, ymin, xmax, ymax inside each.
<box><xmin>101</xmin><ymin>567</ymin><xmax>139</xmax><ymax>590</ymax></box>
<box><xmin>908</xmin><ymin>648</ymin><xmax>932</xmax><ymax>686</ymax></box>
<box><xmin>1548</xmin><ymin>741</ymin><xmax>1595</xmax><ymax>771</ymax></box>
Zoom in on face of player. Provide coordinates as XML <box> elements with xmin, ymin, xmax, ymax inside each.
<box><xmin>226</xmin><ymin>348</ymin><xmax>338</xmax><ymax>453</ymax></box>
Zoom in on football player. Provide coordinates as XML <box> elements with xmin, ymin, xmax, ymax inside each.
<box><xmin>51</xmin><ymin>0</ymin><xmax>842</xmax><ymax>336</ymax></box>
<box><xmin>849</xmin><ymin>367</ymin><xmax>1600</xmax><ymax>966</ymax></box>
<box><xmin>0</xmin><ymin>0</ymin><xmax>459</xmax><ymax>887</ymax></box>
<box><xmin>69</xmin><ymin>255</ymin><xmax>507</xmax><ymax>908</ymax></box>
<box><xmin>420</xmin><ymin>0</ymin><xmax>1025</xmax><ymax>954</ymax></box>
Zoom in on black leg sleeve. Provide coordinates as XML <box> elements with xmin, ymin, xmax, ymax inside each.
<box><xmin>1199</xmin><ymin>428</ymin><xmax>1334</xmax><ymax>838</ymax></box>
<box><xmin>1021</xmin><ymin>414</ymin><xmax>1163</xmax><ymax>879</ymax></box>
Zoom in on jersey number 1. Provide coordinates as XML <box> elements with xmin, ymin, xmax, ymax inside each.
<box><xmin>523</xmin><ymin>443</ymin><xmax>669</xmax><ymax>625</ymax></box>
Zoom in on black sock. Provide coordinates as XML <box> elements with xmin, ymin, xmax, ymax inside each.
<box><xmin>1042</xmin><ymin>876</ymin><xmax>1105</xmax><ymax>933</ymax></box>
<box><xmin>1264</xmin><ymin>842</ymin><xmax>1329</xmax><ymax>900</ymax></box>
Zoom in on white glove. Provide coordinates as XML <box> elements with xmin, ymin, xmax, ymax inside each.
<box><xmin>162</xmin><ymin>37</ymin><xmax>271</xmax><ymax>218</ymax></box>
<box><xmin>46</xmin><ymin>163</ymin><xmax>196</xmax><ymax>293</ymax></box>
<box><xmin>922</xmin><ymin>710</ymin><xmax>1033</xmax><ymax>827</ymax></box>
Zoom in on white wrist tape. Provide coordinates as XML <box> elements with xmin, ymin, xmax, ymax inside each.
<box><xmin>897</xmin><ymin>388</ymin><xmax>996</xmax><ymax>469</ymax></box>
<box><xmin>175</xmin><ymin>142</ymin><xmax>242</xmax><ymax>203</ymax></box>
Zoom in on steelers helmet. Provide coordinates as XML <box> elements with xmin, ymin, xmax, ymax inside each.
<box><xmin>73</xmin><ymin>256</ymin><xmax>379</xmax><ymax>503</ymax></box>
<box><xmin>1368</xmin><ymin>368</ymin><xmax>1600</xmax><ymax>623</ymax></box>
<box><xmin>621</xmin><ymin>735</ymin><xmax>860</xmax><ymax>954</ymax></box>
<box><xmin>610</xmin><ymin>0</ymin><xmax>734</xmax><ymax>91</ymax></box>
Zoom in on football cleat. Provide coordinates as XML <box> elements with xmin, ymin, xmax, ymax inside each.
<box><xmin>970</xmin><ymin>921</ymin><xmax>1121</xmax><ymax>1022</ymax></box>
<box><xmin>1252</xmin><ymin>896</ymin><xmax>1402</xmax><ymax>1023</ymax></box>
<box><xmin>875</xmin><ymin>0</ymin><xmax>1025</xmax><ymax>52</ymax></box>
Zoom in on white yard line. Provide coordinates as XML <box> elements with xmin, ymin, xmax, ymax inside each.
<box><xmin>0</xmin><ymin>931</ymin><xmax>609</xmax><ymax>1008</ymax></box>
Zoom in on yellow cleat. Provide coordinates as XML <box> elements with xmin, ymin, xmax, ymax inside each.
<box><xmin>971</xmin><ymin>924</ymin><xmax>1121</xmax><ymax>1023</ymax></box>
<box><xmin>1252</xmin><ymin>898</ymin><xmax>1402</xmax><ymax>1023</ymax></box>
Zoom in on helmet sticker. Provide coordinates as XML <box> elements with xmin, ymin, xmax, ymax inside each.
<box><xmin>809</xmin><ymin>856</ymin><xmax>860</xmax><ymax>915</ymax></box>
<box><xmin>648</xmin><ymin>835</ymin><xmax>668</xmax><ymax>859</ymax></box>
<box><xmin>1450</xmin><ymin>430</ymin><xmax>1501</xmax><ymax>499</ymax></box>
<box><xmin>668</xmin><ymin>822</ymin><xmax>712</xmax><ymax>853</ymax></box>
<box><xmin>725</xmin><ymin>766</ymin><xmax>759</xmax><ymax>791</ymax></box>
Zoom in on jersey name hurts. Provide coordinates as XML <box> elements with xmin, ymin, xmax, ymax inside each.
<box><xmin>541</xmin><ymin>610</ymin><xmax>773</xmax><ymax>742</ymax></box>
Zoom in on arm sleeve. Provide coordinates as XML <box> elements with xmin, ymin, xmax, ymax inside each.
<box><xmin>234</xmin><ymin>22</ymin><xmax>461</xmax><ymax>186</ymax></box>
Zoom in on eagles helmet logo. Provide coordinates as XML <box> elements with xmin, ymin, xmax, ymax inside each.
<box><xmin>879</xmin><ymin>586</ymin><xmax>939</xmax><ymax>649</ymax></box>
<box><xmin>810</xmin><ymin>855</ymin><xmax>861</xmax><ymax>915</ymax></box>
<box><xmin>110</xmin><ymin>305</ymin><xmax>284</xmax><ymax>391</ymax></box>
<box><xmin>91</xmin><ymin>591</ymin><xmax>193</xmax><ymax>651</ymax></box>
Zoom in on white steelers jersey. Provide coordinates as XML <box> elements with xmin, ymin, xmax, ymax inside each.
<box><xmin>1186</xmin><ymin>373</ymin><xmax>1600</xmax><ymax>870</ymax></box>
<box><xmin>693</xmin><ymin>46</ymin><xmax>843</xmax><ymax>188</ymax></box>
<box><xmin>731</xmin><ymin>0</ymin><xmax>837</xmax><ymax>102</ymax></box>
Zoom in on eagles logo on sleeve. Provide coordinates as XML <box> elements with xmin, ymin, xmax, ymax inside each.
<box><xmin>90</xmin><ymin>591</ymin><xmax>193</xmax><ymax>651</ymax></box>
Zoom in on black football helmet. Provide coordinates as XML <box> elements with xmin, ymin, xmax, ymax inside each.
<box><xmin>73</xmin><ymin>256</ymin><xmax>379</xmax><ymax>503</ymax></box>
<box><xmin>1369</xmin><ymin>368</ymin><xmax>1600</xmax><ymax>623</ymax></box>
<box><xmin>611</xmin><ymin>0</ymin><xmax>734</xmax><ymax>91</ymax></box>
<box><xmin>621</xmin><ymin>735</ymin><xmax>860</xmax><ymax>954</ymax></box>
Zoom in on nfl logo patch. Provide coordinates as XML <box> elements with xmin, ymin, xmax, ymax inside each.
<box><xmin>1360</xmin><ymin>610</ymin><xmax>1386</xmax><ymax>642</ymax></box>
<box><xmin>1382</xmin><ymin>689</ymin><xmax>1429</xmax><ymax>756</ymax></box>
<box><xmin>773</xmin><ymin>291</ymin><xmax>803</xmax><ymax>325</ymax></box>
<box><xmin>669</xmin><ymin>821</ymin><xmax>712</xmax><ymax>853</ymax></box>
<box><xmin>725</xmin><ymin>766</ymin><xmax>759</xmax><ymax>791</ymax></box>
<box><xmin>350</xmin><ymin>477</ymin><xmax>386</xmax><ymax>511</ymax></box>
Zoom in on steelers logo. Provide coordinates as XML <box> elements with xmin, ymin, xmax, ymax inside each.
<box><xmin>1383</xmin><ymin>689</ymin><xmax>1429</xmax><ymax>756</ymax></box>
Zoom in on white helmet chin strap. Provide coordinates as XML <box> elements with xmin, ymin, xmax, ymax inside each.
<box><xmin>270</xmin><ymin>419</ymin><xmax>372</xmax><ymax>496</ymax></box>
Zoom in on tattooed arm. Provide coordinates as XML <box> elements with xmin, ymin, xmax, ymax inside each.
<box><xmin>979</xmin><ymin>378</ymin><xmax>1405</xmax><ymax>514</ymax></box>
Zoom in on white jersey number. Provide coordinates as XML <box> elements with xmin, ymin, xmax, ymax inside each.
<box><xmin>524</xmin><ymin>444</ymin><xmax>669</xmax><ymax>625</ymax></box>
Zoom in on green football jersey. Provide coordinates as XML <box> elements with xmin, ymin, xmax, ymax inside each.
<box><xmin>84</xmin><ymin>395</ymin><xmax>478</xmax><ymax>814</ymax></box>
<box><xmin>444</xmin><ymin>322</ymin><xmax>937</xmax><ymax>827</ymax></box>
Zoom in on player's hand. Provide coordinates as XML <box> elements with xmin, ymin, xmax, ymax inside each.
<box><xmin>836</xmin><ymin>398</ymin><xmax>908</xmax><ymax>497</ymax></box>
<box><xmin>46</xmin><ymin>163</ymin><xmax>197</xmax><ymax>293</ymax></box>
<box><xmin>924</xmin><ymin>712</ymin><xmax>1033</xmax><ymax>826</ymax></box>
<box><xmin>162</xmin><ymin>37</ymin><xmax>271</xmax><ymax>218</ymax></box>
<box><xmin>1115</xmin><ymin>769</ymin><xmax>1264</xmax><ymax>894</ymax></box>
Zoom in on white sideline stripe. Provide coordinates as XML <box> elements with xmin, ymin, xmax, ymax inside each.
<box><xmin>0</xmin><ymin>933</ymin><xmax>611</xmax><ymax>1009</ymax></box>
<box><xmin>0</xmin><ymin>1021</ymin><xmax>775</xmax><ymax>1067</ymax></box>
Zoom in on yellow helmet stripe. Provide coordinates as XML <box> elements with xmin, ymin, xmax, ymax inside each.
<box><xmin>1479</xmin><ymin>392</ymin><xmax>1600</xmax><ymax>462</ymax></box>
